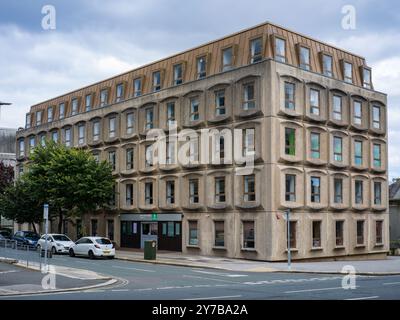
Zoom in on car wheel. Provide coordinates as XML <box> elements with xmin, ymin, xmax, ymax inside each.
<box><xmin>51</xmin><ymin>246</ymin><xmax>56</xmax><ymax>254</ymax></box>
<box><xmin>88</xmin><ymin>250</ymin><xmax>95</xmax><ymax>259</ymax></box>
<box><xmin>36</xmin><ymin>245</ymin><xmax>41</xmax><ymax>251</ymax></box>
<box><xmin>69</xmin><ymin>249</ymin><xmax>75</xmax><ymax>257</ymax></box>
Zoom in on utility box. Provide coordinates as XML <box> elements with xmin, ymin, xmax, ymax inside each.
<box><xmin>144</xmin><ymin>240</ymin><xmax>157</xmax><ymax>260</ymax></box>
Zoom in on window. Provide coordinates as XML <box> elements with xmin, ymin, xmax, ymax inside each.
<box><xmin>310</xmin><ymin>89</ymin><xmax>320</xmax><ymax>115</ymax></box>
<box><xmin>107</xmin><ymin>220</ymin><xmax>114</xmax><ymax>241</ymax></box>
<box><xmin>215</xmin><ymin>136</ymin><xmax>224</xmax><ymax>162</ymax></box>
<box><xmin>166</xmin><ymin>141</ymin><xmax>175</xmax><ymax>164</ymax></box>
<box><xmin>189</xmin><ymin>139</ymin><xmax>199</xmax><ymax>162</ymax></box>
<box><xmin>85</xmin><ymin>94</ymin><xmax>92</xmax><ymax>112</ymax></box>
<box><xmin>213</xmin><ymin>221</ymin><xmax>225</xmax><ymax>247</ymax></box>
<box><xmin>355</xmin><ymin>180</ymin><xmax>363</xmax><ymax>204</ymax></box>
<box><xmin>363</xmin><ymin>67</ymin><xmax>372</xmax><ymax>89</ymax></box>
<box><xmin>64</xmin><ymin>128</ymin><xmax>71</xmax><ymax>147</ymax></box>
<box><xmin>40</xmin><ymin>134</ymin><xmax>46</xmax><ymax>147</ymax></box>
<box><xmin>334</xmin><ymin>178</ymin><xmax>343</xmax><ymax>204</ymax></box>
<box><xmin>299</xmin><ymin>46</ymin><xmax>311</xmax><ymax>70</ymax></box>
<box><xmin>167</xmin><ymin>102</ymin><xmax>175</xmax><ymax>126</ymax></box>
<box><xmin>109</xmin><ymin>185</ymin><xmax>116</xmax><ymax>207</ymax></box>
<box><xmin>243</xmin><ymin>128</ymin><xmax>255</xmax><ymax>156</ymax></box>
<box><xmin>18</xmin><ymin>139</ymin><xmax>25</xmax><ymax>157</ymax></box>
<box><xmin>78</xmin><ymin>124</ymin><xmax>85</xmax><ymax>145</ymax></box>
<box><xmin>353</xmin><ymin>101</ymin><xmax>362</xmax><ymax>125</ymax></box>
<box><xmin>310</xmin><ymin>132</ymin><xmax>320</xmax><ymax>159</ymax></box>
<box><xmin>100</xmin><ymin>89</ymin><xmax>108</xmax><ymax>107</ymax></box>
<box><xmin>189</xmin><ymin>179</ymin><xmax>199</xmax><ymax>204</ymax></box>
<box><xmin>336</xmin><ymin>221</ymin><xmax>344</xmax><ymax>246</ymax></box>
<box><xmin>373</xmin><ymin>181</ymin><xmax>382</xmax><ymax>205</ymax></box>
<box><xmin>109</xmin><ymin>117</ymin><xmax>116</xmax><ymax>138</ymax></box>
<box><xmin>322</xmin><ymin>54</ymin><xmax>333</xmax><ymax>77</ymax></box>
<box><xmin>312</xmin><ymin>221</ymin><xmax>322</xmax><ymax>248</ymax></box>
<box><xmin>244</xmin><ymin>175</ymin><xmax>255</xmax><ymax>202</ymax></box>
<box><xmin>133</xmin><ymin>78</ymin><xmax>142</xmax><ymax>97</ymax></box>
<box><xmin>47</xmin><ymin>107</ymin><xmax>53</xmax><ymax>122</ymax></box>
<box><xmin>376</xmin><ymin>221</ymin><xmax>383</xmax><ymax>244</ymax></box>
<box><xmin>36</xmin><ymin>110</ymin><xmax>42</xmax><ymax>126</ymax></box>
<box><xmin>333</xmin><ymin>95</ymin><xmax>342</xmax><ymax>120</ymax></box>
<box><xmin>145</xmin><ymin>182</ymin><xmax>153</xmax><ymax>205</ymax></box>
<box><xmin>284</xmin><ymin>82</ymin><xmax>295</xmax><ymax>110</ymax></box>
<box><xmin>93</xmin><ymin>121</ymin><xmax>100</xmax><ymax>142</ymax></box>
<box><xmin>173</xmin><ymin>64</ymin><xmax>183</xmax><ymax>85</ymax></box>
<box><xmin>372</xmin><ymin>106</ymin><xmax>381</xmax><ymax>129</ymax></box>
<box><xmin>116</xmin><ymin>83</ymin><xmax>124</xmax><ymax>102</ymax></box>
<box><xmin>310</xmin><ymin>177</ymin><xmax>321</xmax><ymax>203</ymax></box>
<box><xmin>222</xmin><ymin>47</ymin><xmax>233</xmax><ymax>71</ymax></box>
<box><xmin>59</xmin><ymin>103</ymin><xmax>65</xmax><ymax>120</ymax></box>
<box><xmin>25</xmin><ymin>114</ymin><xmax>31</xmax><ymax>129</ymax></box>
<box><xmin>354</xmin><ymin>140</ymin><xmax>363</xmax><ymax>166</ymax></box>
<box><xmin>166</xmin><ymin>180</ymin><xmax>175</xmax><ymax>204</ymax></box>
<box><xmin>215</xmin><ymin>177</ymin><xmax>226</xmax><ymax>203</ymax></box>
<box><xmin>275</xmin><ymin>37</ymin><xmax>286</xmax><ymax>63</ymax></box>
<box><xmin>285</xmin><ymin>128</ymin><xmax>295</xmax><ymax>156</ymax></box>
<box><xmin>51</xmin><ymin>131</ymin><xmax>58</xmax><ymax>143</ymax></box>
<box><xmin>285</xmin><ymin>174</ymin><xmax>296</xmax><ymax>202</ymax></box>
<box><xmin>126</xmin><ymin>112</ymin><xmax>134</xmax><ymax>134</ymax></box>
<box><xmin>71</xmin><ymin>98</ymin><xmax>78</xmax><ymax>115</ymax></box>
<box><xmin>243</xmin><ymin>221</ymin><xmax>255</xmax><ymax>249</ymax></box>
<box><xmin>373</xmin><ymin>144</ymin><xmax>382</xmax><ymax>168</ymax></box>
<box><xmin>108</xmin><ymin>150</ymin><xmax>116</xmax><ymax>171</ymax></box>
<box><xmin>215</xmin><ymin>90</ymin><xmax>226</xmax><ymax>116</ymax></box>
<box><xmin>189</xmin><ymin>97</ymin><xmax>199</xmax><ymax>121</ymax></box>
<box><xmin>333</xmin><ymin>136</ymin><xmax>343</xmax><ymax>162</ymax></box>
<box><xmin>152</xmin><ymin>71</ymin><xmax>161</xmax><ymax>92</ymax></box>
<box><xmin>288</xmin><ymin>221</ymin><xmax>297</xmax><ymax>249</ymax></box>
<box><xmin>188</xmin><ymin>221</ymin><xmax>198</xmax><ymax>245</ymax></box>
<box><xmin>250</xmin><ymin>38</ymin><xmax>262</xmax><ymax>63</ymax></box>
<box><xmin>145</xmin><ymin>108</ymin><xmax>154</xmax><ymax>129</ymax></box>
<box><xmin>344</xmin><ymin>62</ymin><xmax>353</xmax><ymax>83</ymax></box>
<box><xmin>357</xmin><ymin>221</ymin><xmax>364</xmax><ymax>245</ymax></box>
<box><xmin>145</xmin><ymin>145</ymin><xmax>153</xmax><ymax>167</ymax></box>
<box><xmin>93</xmin><ymin>153</ymin><xmax>100</xmax><ymax>163</ymax></box>
<box><xmin>243</xmin><ymin>83</ymin><xmax>255</xmax><ymax>110</ymax></box>
<box><xmin>29</xmin><ymin>136</ymin><xmax>35</xmax><ymax>153</ymax></box>
<box><xmin>126</xmin><ymin>148</ymin><xmax>134</xmax><ymax>170</ymax></box>
<box><xmin>197</xmin><ymin>56</ymin><xmax>206</xmax><ymax>79</ymax></box>
<box><xmin>126</xmin><ymin>184</ymin><xmax>133</xmax><ymax>206</ymax></box>
<box><xmin>63</xmin><ymin>220</ymin><xmax>69</xmax><ymax>235</ymax></box>
<box><xmin>91</xmin><ymin>220</ymin><xmax>98</xmax><ymax>237</ymax></box>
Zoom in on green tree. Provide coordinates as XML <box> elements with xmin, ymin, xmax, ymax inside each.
<box><xmin>0</xmin><ymin>162</ymin><xmax>14</xmax><ymax>194</ymax></box>
<box><xmin>5</xmin><ymin>141</ymin><xmax>115</xmax><ymax>233</ymax></box>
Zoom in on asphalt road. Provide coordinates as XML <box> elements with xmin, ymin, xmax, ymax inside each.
<box><xmin>0</xmin><ymin>254</ymin><xmax>400</xmax><ymax>300</ymax></box>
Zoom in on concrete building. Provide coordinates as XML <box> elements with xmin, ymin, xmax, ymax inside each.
<box><xmin>15</xmin><ymin>22</ymin><xmax>388</xmax><ymax>261</ymax></box>
<box><xmin>389</xmin><ymin>179</ymin><xmax>400</xmax><ymax>246</ymax></box>
<box><xmin>0</xmin><ymin>127</ymin><xmax>16</xmax><ymax>230</ymax></box>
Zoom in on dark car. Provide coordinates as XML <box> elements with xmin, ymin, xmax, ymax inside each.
<box><xmin>0</xmin><ymin>229</ymin><xmax>12</xmax><ymax>239</ymax></box>
<box><xmin>12</xmin><ymin>231</ymin><xmax>40</xmax><ymax>247</ymax></box>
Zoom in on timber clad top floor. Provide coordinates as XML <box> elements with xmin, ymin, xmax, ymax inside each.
<box><xmin>26</xmin><ymin>21</ymin><xmax>374</xmax><ymax>127</ymax></box>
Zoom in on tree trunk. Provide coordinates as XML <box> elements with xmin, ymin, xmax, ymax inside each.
<box><xmin>58</xmin><ymin>210</ymin><xmax>63</xmax><ymax>234</ymax></box>
<box><xmin>31</xmin><ymin>222</ymin><xmax>37</xmax><ymax>234</ymax></box>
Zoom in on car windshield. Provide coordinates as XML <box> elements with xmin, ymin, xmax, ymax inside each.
<box><xmin>24</xmin><ymin>232</ymin><xmax>39</xmax><ymax>240</ymax></box>
<box><xmin>52</xmin><ymin>235</ymin><xmax>71</xmax><ymax>241</ymax></box>
<box><xmin>95</xmin><ymin>238</ymin><xmax>112</xmax><ymax>245</ymax></box>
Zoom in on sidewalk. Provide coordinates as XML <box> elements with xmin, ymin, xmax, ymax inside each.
<box><xmin>116</xmin><ymin>250</ymin><xmax>400</xmax><ymax>275</ymax></box>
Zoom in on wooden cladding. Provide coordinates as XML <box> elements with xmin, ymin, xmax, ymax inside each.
<box><xmin>28</xmin><ymin>22</ymin><xmax>369</xmax><ymax>119</ymax></box>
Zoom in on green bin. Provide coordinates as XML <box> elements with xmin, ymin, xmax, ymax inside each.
<box><xmin>144</xmin><ymin>240</ymin><xmax>157</xmax><ymax>260</ymax></box>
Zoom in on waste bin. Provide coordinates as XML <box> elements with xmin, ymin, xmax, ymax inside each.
<box><xmin>40</xmin><ymin>249</ymin><xmax>53</xmax><ymax>258</ymax></box>
<box><xmin>144</xmin><ymin>240</ymin><xmax>157</xmax><ymax>260</ymax></box>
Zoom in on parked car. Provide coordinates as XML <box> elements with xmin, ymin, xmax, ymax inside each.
<box><xmin>37</xmin><ymin>234</ymin><xmax>75</xmax><ymax>254</ymax></box>
<box><xmin>69</xmin><ymin>237</ymin><xmax>115</xmax><ymax>259</ymax></box>
<box><xmin>12</xmin><ymin>231</ymin><xmax>40</xmax><ymax>247</ymax></box>
<box><xmin>0</xmin><ymin>229</ymin><xmax>12</xmax><ymax>239</ymax></box>
<box><xmin>0</xmin><ymin>234</ymin><xmax>5</xmax><ymax>241</ymax></box>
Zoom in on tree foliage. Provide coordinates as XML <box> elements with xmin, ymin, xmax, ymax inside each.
<box><xmin>0</xmin><ymin>162</ymin><xmax>14</xmax><ymax>194</ymax></box>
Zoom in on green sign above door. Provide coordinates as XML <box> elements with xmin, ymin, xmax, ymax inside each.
<box><xmin>151</xmin><ymin>213</ymin><xmax>158</xmax><ymax>221</ymax></box>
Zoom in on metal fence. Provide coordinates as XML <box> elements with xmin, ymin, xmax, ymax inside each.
<box><xmin>0</xmin><ymin>239</ymin><xmax>52</xmax><ymax>269</ymax></box>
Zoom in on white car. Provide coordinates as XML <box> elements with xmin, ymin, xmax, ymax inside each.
<box><xmin>37</xmin><ymin>234</ymin><xmax>75</xmax><ymax>254</ymax></box>
<box><xmin>69</xmin><ymin>236</ymin><xmax>115</xmax><ymax>259</ymax></box>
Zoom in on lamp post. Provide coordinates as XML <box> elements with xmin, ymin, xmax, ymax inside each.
<box><xmin>0</xmin><ymin>101</ymin><xmax>12</xmax><ymax>121</ymax></box>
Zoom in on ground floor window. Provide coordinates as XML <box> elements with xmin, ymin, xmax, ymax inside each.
<box><xmin>63</xmin><ymin>220</ymin><xmax>69</xmax><ymax>235</ymax></box>
<box><xmin>76</xmin><ymin>219</ymin><xmax>82</xmax><ymax>239</ymax></box>
<box><xmin>335</xmin><ymin>220</ymin><xmax>344</xmax><ymax>246</ymax></box>
<box><xmin>214</xmin><ymin>221</ymin><xmax>225</xmax><ymax>247</ymax></box>
<box><xmin>188</xmin><ymin>221</ymin><xmax>198</xmax><ymax>246</ymax></box>
<box><xmin>312</xmin><ymin>221</ymin><xmax>321</xmax><ymax>248</ymax></box>
<box><xmin>288</xmin><ymin>221</ymin><xmax>297</xmax><ymax>249</ymax></box>
<box><xmin>356</xmin><ymin>220</ymin><xmax>364</xmax><ymax>245</ymax></box>
<box><xmin>242</xmin><ymin>221</ymin><xmax>255</xmax><ymax>249</ymax></box>
<box><xmin>91</xmin><ymin>219</ymin><xmax>98</xmax><ymax>237</ymax></box>
<box><xmin>376</xmin><ymin>220</ymin><xmax>383</xmax><ymax>245</ymax></box>
<box><xmin>107</xmin><ymin>219</ymin><xmax>114</xmax><ymax>241</ymax></box>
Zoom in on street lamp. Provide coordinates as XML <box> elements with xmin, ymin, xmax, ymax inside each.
<box><xmin>0</xmin><ymin>101</ymin><xmax>12</xmax><ymax>121</ymax></box>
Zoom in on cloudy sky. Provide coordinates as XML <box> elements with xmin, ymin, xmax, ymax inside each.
<box><xmin>0</xmin><ymin>0</ymin><xmax>399</xmax><ymax>178</ymax></box>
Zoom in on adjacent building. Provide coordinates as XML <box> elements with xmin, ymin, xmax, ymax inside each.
<box><xmin>15</xmin><ymin>22</ymin><xmax>388</xmax><ymax>261</ymax></box>
<box><xmin>389</xmin><ymin>179</ymin><xmax>400</xmax><ymax>246</ymax></box>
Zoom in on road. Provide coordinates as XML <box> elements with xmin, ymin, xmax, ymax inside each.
<box><xmin>0</xmin><ymin>254</ymin><xmax>400</xmax><ymax>300</ymax></box>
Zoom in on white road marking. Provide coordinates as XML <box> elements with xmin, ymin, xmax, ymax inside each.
<box><xmin>285</xmin><ymin>286</ymin><xmax>357</xmax><ymax>294</ymax></box>
<box><xmin>0</xmin><ymin>270</ymin><xmax>19</xmax><ymax>274</ymax></box>
<box><xmin>112</xmin><ymin>265</ymin><xmax>155</xmax><ymax>273</ymax></box>
<box><xmin>192</xmin><ymin>270</ymin><xmax>247</xmax><ymax>278</ymax></box>
<box><xmin>184</xmin><ymin>295</ymin><xmax>242</xmax><ymax>300</ymax></box>
<box><xmin>345</xmin><ymin>296</ymin><xmax>379</xmax><ymax>300</ymax></box>
<box><xmin>383</xmin><ymin>282</ymin><xmax>400</xmax><ymax>285</ymax></box>
<box><xmin>111</xmin><ymin>289</ymin><xmax>129</xmax><ymax>292</ymax></box>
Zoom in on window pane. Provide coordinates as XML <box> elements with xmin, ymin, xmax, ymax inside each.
<box><xmin>310</xmin><ymin>89</ymin><xmax>320</xmax><ymax>115</ymax></box>
<box><xmin>323</xmin><ymin>54</ymin><xmax>333</xmax><ymax>77</ymax></box>
<box><xmin>310</xmin><ymin>133</ymin><xmax>320</xmax><ymax>159</ymax></box>
<box><xmin>250</xmin><ymin>38</ymin><xmax>262</xmax><ymax>63</ymax></box>
<box><xmin>285</xmin><ymin>128</ymin><xmax>295</xmax><ymax>156</ymax></box>
<box><xmin>300</xmin><ymin>46</ymin><xmax>310</xmax><ymax>70</ymax></box>
<box><xmin>222</xmin><ymin>47</ymin><xmax>233</xmax><ymax>71</ymax></box>
<box><xmin>275</xmin><ymin>38</ymin><xmax>286</xmax><ymax>62</ymax></box>
<box><xmin>243</xmin><ymin>221</ymin><xmax>255</xmax><ymax>248</ymax></box>
<box><xmin>284</xmin><ymin>82</ymin><xmax>295</xmax><ymax>110</ymax></box>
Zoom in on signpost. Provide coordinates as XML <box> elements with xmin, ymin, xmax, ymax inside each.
<box><xmin>43</xmin><ymin>204</ymin><xmax>49</xmax><ymax>270</ymax></box>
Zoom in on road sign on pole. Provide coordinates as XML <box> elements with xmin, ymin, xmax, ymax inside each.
<box><xmin>43</xmin><ymin>204</ymin><xmax>49</xmax><ymax>271</ymax></box>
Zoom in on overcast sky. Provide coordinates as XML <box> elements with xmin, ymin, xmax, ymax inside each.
<box><xmin>0</xmin><ymin>0</ymin><xmax>399</xmax><ymax>178</ymax></box>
